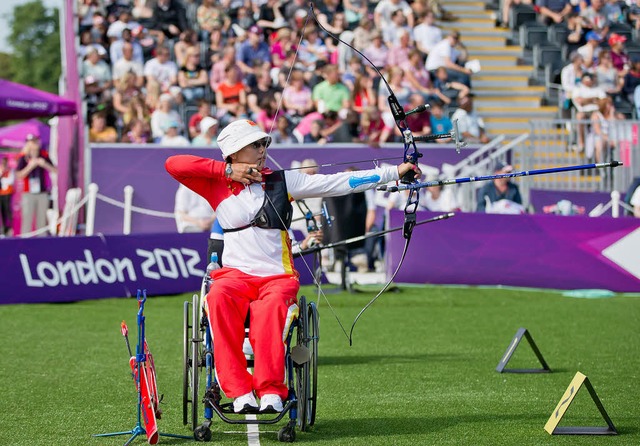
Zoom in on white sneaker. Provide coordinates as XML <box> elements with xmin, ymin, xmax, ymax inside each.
<box><xmin>259</xmin><ymin>394</ymin><xmax>284</xmax><ymax>413</ymax></box>
<box><xmin>233</xmin><ymin>392</ymin><xmax>258</xmax><ymax>413</ymax></box>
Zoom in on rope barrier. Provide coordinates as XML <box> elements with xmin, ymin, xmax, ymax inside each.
<box><xmin>96</xmin><ymin>193</ymin><xmax>175</xmax><ymax>218</ymax></box>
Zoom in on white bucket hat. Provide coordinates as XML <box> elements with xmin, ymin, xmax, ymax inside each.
<box><xmin>217</xmin><ymin>119</ymin><xmax>270</xmax><ymax>159</ymax></box>
<box><xmin>200</xmin><ymin>116</ymin><xmax>218</xmax><ymax>134</ymax></box>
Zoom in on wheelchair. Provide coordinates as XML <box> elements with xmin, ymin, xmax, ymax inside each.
<box><xmin>183</xmin><ymin>275</ymin><xmax>319</xmax><ymax>442</ymax></box>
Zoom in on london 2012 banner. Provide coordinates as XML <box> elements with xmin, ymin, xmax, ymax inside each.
<box><xmin>1</xmin><ymin>233</ymin><xmax>210</xmax><ymax>304</ymax></box>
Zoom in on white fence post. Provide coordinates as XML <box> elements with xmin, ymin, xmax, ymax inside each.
<box><xmin>123</xmin><ymin>185</ymin><xmax>134</xmax><ymax>235</ymax></box>
<box><xmin>85</xmin><ymin>183</ymin><xmax>99</xmax><ymax>236</ymax></box>
<box><xmin>611</xmin><ymin>190</ymin><xmax>620</xmax><ymax>218</ymax></box>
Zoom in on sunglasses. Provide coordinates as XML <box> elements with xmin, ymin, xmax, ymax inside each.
<box><xmin>251</xmin><ymin>138</ymin><xmax>270</xmax><ymax>149</ymax></box>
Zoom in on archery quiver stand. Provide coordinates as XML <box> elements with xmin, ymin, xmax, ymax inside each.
<box><xmin>93</xmin><ymin>289</ymin><xmax>191</xmax><ymax>445</ymax></box>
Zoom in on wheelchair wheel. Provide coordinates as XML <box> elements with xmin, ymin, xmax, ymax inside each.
<box><xmin>295</xmin><ymin>296</ymin><xmax>319</xmax><ymax>432</ymax></box>
<box><xmin>307</xmin><ymin>301</ymin><xmax>319</xmax><ymax>427</ymax></box>
<box><xmin>183</xmin><ymin>294</ymin><xmax>202</xmax><ymax>430</ymax></box>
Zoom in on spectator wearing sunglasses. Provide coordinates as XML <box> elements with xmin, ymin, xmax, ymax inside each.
<box><xmin>166</xmin><ymin>119</ymin><xmax>421</xmax><ymax>415</ymax></box>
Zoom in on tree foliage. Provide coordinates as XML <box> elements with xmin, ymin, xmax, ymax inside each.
<box><xmin>8</xmin><ymin>0</ymin><xmax>61</xmax><ymax>94</ymax></box>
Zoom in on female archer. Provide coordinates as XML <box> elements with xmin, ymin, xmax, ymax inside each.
<box><xmin>165</xmin><ymin>118</ymin><xmax>420</xmax><ymax>413</ymax></box>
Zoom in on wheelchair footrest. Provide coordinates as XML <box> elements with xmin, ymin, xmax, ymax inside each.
<box><xmin>203</xmin><ymin>396</ymin><xmax>296</xmax><ymax>425</ymax></box>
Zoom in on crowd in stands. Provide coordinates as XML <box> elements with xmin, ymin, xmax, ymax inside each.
<box><xmin>78</xmin><ymin>0</ymin><xmax>489</xmax><ymax>147</ymax></box>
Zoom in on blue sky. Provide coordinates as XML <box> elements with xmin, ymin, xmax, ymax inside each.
<box><xmin>0</xmin><ymin>0</ymin><xmax>63</xmax><ymax>54</ymax></box>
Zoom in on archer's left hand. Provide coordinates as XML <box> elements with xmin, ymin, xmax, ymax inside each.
<box><xmin>397</xmin><ymin>162</ymin><xmax>422</xmax><ymax>180</ymax></box>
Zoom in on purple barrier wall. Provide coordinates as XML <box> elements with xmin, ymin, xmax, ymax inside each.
<box><xmin>387</xmin><ymin>210</ymin><xmax>640</xmax><ymax>292</ymax></box>
<box><xmin>90</xmin><ymin>144</ymin><xmax>476</xmax><ymax>234</ymax></box>
<box><xmin>0</xmin><ymin>231</ymin><xmax>318</xmax><ymax>305</ymax></box>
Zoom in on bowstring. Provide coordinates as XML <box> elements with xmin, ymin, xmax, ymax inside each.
<box><xmin>258</xmin><ymin>8</ymin><xmax>351</xmax><ymax>343</ymax></box>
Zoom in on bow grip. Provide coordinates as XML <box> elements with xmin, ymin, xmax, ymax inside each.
<box><xmin>403</xmin><ymin>213</ymin><xmax>416</xmax><ymax>240</ymax></box>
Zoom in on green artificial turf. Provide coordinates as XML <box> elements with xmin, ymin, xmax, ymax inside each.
<box><xmin>0</xmin><ymin>285</ymin><xmax>638</xmax><ymax>446</ymax></box>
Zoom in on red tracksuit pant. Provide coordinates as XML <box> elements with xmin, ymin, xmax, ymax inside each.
<box><xmin>206</xmin><ymin>267</ymin><xmax>299</xmax><ymax>400</ymax></box>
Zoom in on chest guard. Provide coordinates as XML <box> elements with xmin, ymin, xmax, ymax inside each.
<box><xmin>223</xmin><ymin>170</ymin><xmax>292</xmax><ymax>233</ymax></box>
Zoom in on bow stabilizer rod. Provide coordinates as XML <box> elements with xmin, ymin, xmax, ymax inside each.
<box><xmin>379</xmin><ymin>161</ymin><xmax>624</xmax><ymax>193</ymax></box>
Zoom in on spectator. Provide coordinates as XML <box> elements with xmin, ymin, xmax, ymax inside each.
<box><xmin>173</xmin><ymin>29</ymin><xmax>199</xmax><ymax>68</ymax></box>
<box><xmin>107</xmin><ymin>10</ymin><xmax>141</xmax><ymax>43</ymax></box>
<box><xmin>609</xmin><ymin>33</ymin><xmax>629</xmax><ymax>74</ymax></box>
<box><xmin>577</xmin><ymin>31</ymin><xmax>603</xmax><ymax>69</ymax></box>
<box><xmin>192</xmin><ymin>116</ymin><xmax>219</xmax><ymax>147</ymax></box>
<box><xmin>589</xmin><ymin>97</ymin><xmax>623</xmax><ymax>162</ymax></box>
<box><xmin>178</xmin><ymin>46</ymin><xmax>209</xmax><ymax>104</ymax></box>
<box><xmin>352</xmin><ymin>73</ymin><xmax>376</xmax><ymax>113</ymax></box>
<box><xmin>352</xmin><ymin>15</ymin><xmax>377</xmax><ymax>51</ymax></box>
<box><xmin>282</xmin><ymin>70</ymin><xmax>314</xmax><ymax>119</ymax></box>
<box><xmin>425</xmin><ymin>30</ymin><xmax>472</xmax><ymax>87</ymax></box>
<box><xmin>112</xmin><ymin>41</ymin><xmax>145</xmax><ymax>87</ymax></box>
<box><xmin>378</xmin><ymin>66</ymin><xmax>412</xmax><ymax>142</ymax></box>
<box><xmin>174</xmin><ymin>183</ymin><xmax>216</xmax><ymax>233</ymax></box>
<box><xmin>271</xmin><ymin>115</ymin><xmax>296</xmax><ymax>144</ymax></box>
<box><xmin>572</xmin><ymin>72</ymin><xmax>606</xmax><ymax>151</ymax></box>
<box><xmin>161</xmin><ymin>120</ymin><xmax>191</xmax><ymax>146</ymax></box>
<box><xmin>537</xmin><ymin>0</ymin><xmax>573</xmax><ymax>26</ymax></box>
<box><xmin>579</xmin><ymin>0</ymin><xmax>610</xmax><ymax>39</ymax></box>
<box><xmin>312</xmin><ymin>64</ymin><xmax>351</xmax><ymax>113</ymax></box>
<box><xmin>387</xmin><ymin>28</ymin><xmax>414</xmax><ymax>67</ymax></box>
<box><xmin>121</xmin><ymin>118</ymin><xmax>151</xmax><ymax>143</ymax></box>
<box><xmin>151</xmin><ymin>93</ymin><xmax>184</xmax><ymax>141</ymax></box>
<box><xmin>420</xmin><ymin>172</ymin><xmax>459</xmax><ymax>212</ymax></box>
<box><xmin>629</xmin><ymin>0</ymin><xmax>640</xmax><ymax>31</ymax></box>
<box><xmin>622</xmin><ymin>58</ymin><xmax>640</xmax><ymax>104</ymax></box>
<box><xmin>256</xmin><ymin>0</ymin><xmax>288</xmax><ymax>33</ymax></box>
<box><xmin>383</xmin><ymin>9</ymin><xmax>413</xmax><ymax>46</ymax></box>
<box><xmin>79</xmin><ymin>0</ymin><xmax>106</xmax><ymax>33</ymax></box>
<box><xmin>204</xmin><ymin>24</ymin><xmax>227</xmax><ymax>70</ymax></box>
<box><xmin>188</xmin><ymin>99</ymin><xmax>213</xmax><ymax>140</ymax></box>
<box><xmin>247</xmin><ymin>65</ymin><xmax>281</xmax><ymax>118</ymax></box>
<box><xmin>359</xmin><ymin>106</ymin><xmax>386</xmax><ymax>145</ymax></box>
<box><xmin>404</xmin><ymin>93</ymin><xmax>432</xmax><ymax>137</ymax></box>
<box><xmin>16</xmin><ymin>134</ymin><xmax>57</xmax><ymax>236</ymax></box>
<box><xmin>316</xmin><ymin>0</ymin><xmax>346</xmax><ymax>35</ymax></box>
<box><xmin>413</xmin><ymin>10</ymin><xmax>442</xmax><ymax>56</ymax></box>
<box><xmin>255</xmin><ymin>95</ymin><xmax>281</xmax><ymax>133</ymax></box>
<box><xmin>303</xmin><ymin>118</ymin><xmax>327</xmax><ymax>144</ymax></box>
<box><xmin>374</xmin><ymin>0</ymin><xmax>415</xmax><ymax>30</ymax></box>
<box><xmin>237</xmin><ymin>25</ymin><xmax>272</xmax><ymax>78</ymax></box>
<box><xmin>476</xmin><ymin>161</ymin><xmax>523</xmax><ymax>213</ymax></box>
<box><xmin>596</xmin><ymin>50</ymin><xmax>623</xmax><ymax>99</ymax></box>
<box><xmin>210</xmin><ymin>45</ymin><xmax>242</xmax><ymax>91</ymax></box>
<box><xmin>344</xmin><ymin>0</ymin><xmax>369</xmax><ymax>28</ymax></box>
<box><xmin>560</xmin><ymin>53</ymin><xmax>586</xmax><ymax>115</ymax></box>
<box><xmin>342</xmin><ymin>56</ymin><xmax>364</xmax><ymax>89</ymax></box>
<box><xmin>403</xmin><ymin>49</ymin><xmax>448</xmax><ymax>103</ymax></box>
<box><xmin>428</xmin><ymin>99</ymin><xmax>453</xmax><ymax>143</ymax></box>
<box><xmin>270</xmin><ymin>28</ymin><xmax>295</xmax><ymax>71</ymax></box>
<box><xmin>113</xmin><ymin>72</ymin><xmax>143</xmax><ymax>124</ymax></box>
<box><xmin>81</xmin><ymin>46</ymin><xmax>113</xmax><ymax>106</ymax></box>
<box><xmin>122</xmin><ymin>94</ymin><xmax>152</xmax><ymax>132</ymax></box>
<box><xmin>79</xmin><ymin>28</ymin><xmax>107</xmax><ymax>60</ymax></box>
<box><xmin>150</xmin><ymin>0</ymin><xmax>188</xmax><ymax>42</ymax></box>
<box><xmin>362</xmin><ymin>31</ymin><xmax>389</xmax><ymax>72</ymax></box>
<box><xmin>432</xmin><ymin>66</ymin><xmax>469</xmax><ymax>105</ymax></box>
<box><xmin>132</xmin><ymin>0</ymin><xmax>155</xmax><ymax>28</ymax></box>
<box><xmin>0</xmin><ymin>157</ymin><xmax>14</xmax><ymax>236</ymax></box>
<box><xmin>451</xmin><ymin>95</ymin><xmax>490</xmax><ymax>144</ymax></box>
<box><xmin>143</xmin><ymin>46</ymin><xmax>179</xmax><ymax>108</ymax></box>
<box><xmin>89</xmin><ymin>112</ymin><xmax>118</xmax><ymax>142</ymax></box>
<box><xmin>215</xmin><ymin>64</ymin><xmax>248</xmax><ymax>124</ymax></box>
<box><xmin>198</xmin><ymin>0</ymin><xmax>231</xmax><ymax>37</ymax></box>
<box><xmin>298</xmin><ymin>27</ymin><xmax>329</xmax><ymax>71</ymax></box>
